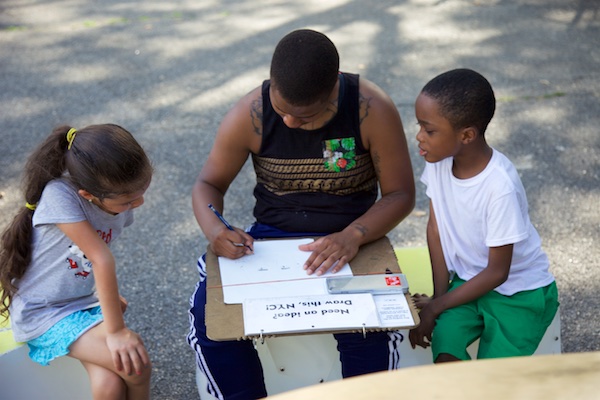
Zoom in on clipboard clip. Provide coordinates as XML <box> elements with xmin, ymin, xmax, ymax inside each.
<box><xmin>252</xmin><ymin>330</ymin><xmax>265</xmax><ymax>347</ymax></box>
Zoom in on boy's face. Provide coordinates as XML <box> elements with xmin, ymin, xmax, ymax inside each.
<box><xmin>415</xmin><ymin>93</ymin><xmax>464</xmax><ymax>163</ymax></box>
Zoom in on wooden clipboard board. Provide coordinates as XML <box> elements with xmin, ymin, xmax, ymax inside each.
<box><xmin>205</xmin><ymin>236</ymin><xmax>420</xmax><ymax>340</ymax></box>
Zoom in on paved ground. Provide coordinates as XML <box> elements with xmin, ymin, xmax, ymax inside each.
<box><xmin>1</xmin><ymin>1</ymin><xmax>598</xmax><ymax>398</ymax></box>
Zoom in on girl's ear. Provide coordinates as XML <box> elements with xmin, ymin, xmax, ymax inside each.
<box><xmin>78</xmin><ymin>189</ymin><xmax>95</xmax><ymax>202</ymax></box>
<box><xmin>460</xmin><ymin>126</ymin><xmax>478</xmax><ymax>144</ymax></box>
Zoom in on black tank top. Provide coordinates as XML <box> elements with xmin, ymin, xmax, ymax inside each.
<box><xmin>252</xmin><ymin>73</ymin><xmax>377</xmax><ymax>233</ymax></box>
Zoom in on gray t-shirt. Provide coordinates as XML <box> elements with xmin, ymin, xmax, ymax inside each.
<box><xmin>9</xmin><ymin>178</ymin><xmax>133</xmax><ymax>342</ymax></box>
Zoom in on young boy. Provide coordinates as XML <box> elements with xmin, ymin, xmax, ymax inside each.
<box><xmin>409</xmin><ymin>68</ymin><xmax>559</xmax><ymax>362</ymax></box>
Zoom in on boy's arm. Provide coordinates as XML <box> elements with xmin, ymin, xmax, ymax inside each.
<box><xmin>428</xmin><ymin>244</ymin><xmax>512</xmax><ymax>316</ymax></box>
<box><xmin>409</xmin><ymin>203</ymin><xmax>448</xmax><ymax>348</ymax></box>
<box><xmin>427</xmin><ymin>202</ymin><xmax>449</xmax><ymax>298</ymax></box>
<box><xmin>410</xmin><ymin>202</ymin><xmax>513</xmax><ymax>349</ymax></box>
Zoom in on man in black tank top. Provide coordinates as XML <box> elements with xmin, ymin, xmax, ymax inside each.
<box><xmin>188</xmin><ymin>29</ymin><xmax>415</xmax><ymax>399</ymax></box>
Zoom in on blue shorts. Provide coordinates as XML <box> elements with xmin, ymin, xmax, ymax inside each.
<box><xmin>27</xmin><ymin>306</ymin><xmax>103</xmax><ymax>366</ymax></box>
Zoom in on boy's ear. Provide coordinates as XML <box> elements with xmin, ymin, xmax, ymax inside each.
<box><xmin>78</xmin><ymin>189</ymin><xmax>95</xmax><ymax>201</ymax></box>
<box><xmin>460</xmin><ymin>126</ymin><xmax>478</xmax><ymax>144</ymax></box>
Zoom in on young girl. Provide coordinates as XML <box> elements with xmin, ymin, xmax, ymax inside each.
<box><xmin>0</xmin><ymin>124</ymin><xmax>153</xmax><ymax>399</ymax></box>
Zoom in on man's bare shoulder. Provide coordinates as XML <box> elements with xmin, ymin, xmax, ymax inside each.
<box><xmin>223</xmin><ymin>86</ymin><xmax>263</xmax><ymax>136</ymax></box>
<box><xmin>356</xmin><ymin>77</ymin><xmax>398</xmax><ymax>126</ymax></box>
<box><xmin>216</xmin><ymin>86</ymin><xmax>264</xmax><ymax>155</ymax></box>
<box><xmin>357</xmin><ymin>77</ymin><xmax>395</xmax><ymax>105</ymax></box>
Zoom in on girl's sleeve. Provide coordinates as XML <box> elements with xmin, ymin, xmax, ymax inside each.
<box><xmin>33</xmin><ymin>181</ymin><xmax>86</xmax><ymax>227</ymax></box>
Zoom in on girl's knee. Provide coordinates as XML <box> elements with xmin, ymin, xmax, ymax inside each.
<box><xmin>123</xmin><ymin>361</ymin><xmax>152</xmax><ymax>387</ymax></box>
<box><xmin>89</xmin><ymin>368</ymin><xmax>127</xmax><ymax>400</ymax></box>
<box><xmin>85</xmin><ymin>360</ymin><xmax>151</xmax><ymax>398</ymax></box>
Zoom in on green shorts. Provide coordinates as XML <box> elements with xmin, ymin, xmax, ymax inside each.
<box><xmin>431</xmin><ymin>278</ymin><xmax>559</xmax><ymax>361</ymax></box>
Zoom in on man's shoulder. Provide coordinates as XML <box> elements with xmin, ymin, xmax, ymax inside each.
<box><xmin>237</xmin><ymin>85</ymin><xmax>263</xmax><ymax>104</ymax></box>
<box><xmin>356</xmin><ymin>76</ymin><xmax>387</xmax><ymax>96</ymax></box>
<box><xmin>356</xmin><ymin>76</ymin><xmax>396</xmax><ymax>117</ymax></box>
<box><xmin>218</xmin><ymin>85</ymin><xmax>264</xmax><ymax>153</ymax></box>
<box><xmin>225</xmin><ymin>85</ymin><xmax>263</xmax><ymax>121</ymax></box>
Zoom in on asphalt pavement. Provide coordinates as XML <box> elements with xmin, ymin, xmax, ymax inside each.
<box><xmin>1</xmin><ymin>1</ymin><xmax>598</xmax><ymax>399</ymax></box>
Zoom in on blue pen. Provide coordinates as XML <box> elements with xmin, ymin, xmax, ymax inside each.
<box><xmin>208</xmin><ymin>204</ymin><xmax>251</xmax><ymax>249</ymax></box>
<box><xmin>208</xmin><ymin>203</ymin><xmax>234</xmax><ymax>230</ymax></box>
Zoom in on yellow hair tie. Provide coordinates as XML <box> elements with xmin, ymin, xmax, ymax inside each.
<box><xmin>25</xmin><ymin>202</ymin><xmax>37</xmax><ymax>211</ymax></box>
<box><xmin>66</xmin><ymin>128</ymin><xmax>77</xmax><ymax>150</ymax></box>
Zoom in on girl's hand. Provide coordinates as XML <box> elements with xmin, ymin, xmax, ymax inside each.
<box><xmin>119</xmin><ymin>295</ymin><xmax>128</xmax><ymax>314</ymax></box>
<box><xmin>106</xmin><ymin>328</ymin><xmax>150</xmax><ymax>376</ymax></box>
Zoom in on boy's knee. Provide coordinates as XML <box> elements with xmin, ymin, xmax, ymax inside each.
<box><xmin>434</xmin><ymin>353</ymin><xmax>460</xmax><ymax>363</ymax></box>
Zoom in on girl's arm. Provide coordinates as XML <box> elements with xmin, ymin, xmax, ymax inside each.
<box><xmin>57</xmin><ymin>221</ymin><xmax>149</xmax><ymax>376</ymax></box>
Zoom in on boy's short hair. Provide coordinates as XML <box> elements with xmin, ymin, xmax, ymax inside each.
<box><xmin>270</xmin><ymin>29</ymin><xmax>339</xmax><ymax>106</ymax></box>
<box><xmin>421</xmin><ymin>68</ymin><xmax>496</xmax><ymax>137</ymax></box>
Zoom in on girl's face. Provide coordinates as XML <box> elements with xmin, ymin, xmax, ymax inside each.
<box><xmin>415</xmin><ymin>93</ymin><xmax>464</xmax><ymax>163</ymax></box>
<box><xmin>97</xmin><ymin>189</ymin><xmax>147</xmax><ymax>215</ymax></box>
<box><xmin>83</xmin><ymin>180</ymin><xmax>150</xmax><ymax>215</ymax></box>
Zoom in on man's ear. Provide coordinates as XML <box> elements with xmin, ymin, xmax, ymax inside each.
<box><xmin>460</xmin><ymin>126</ymin><xmax>478</xmax><ymax>144</ymax></box>
<box><xmin>78</xmin><ymin>189</ymin><xmax>95</xmax><ymax>202</ymax></box>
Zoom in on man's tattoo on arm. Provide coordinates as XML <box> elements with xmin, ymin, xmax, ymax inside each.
<box><xmin>372</xmin><ymin>150</ymin><xmax>382</xmax><ymax>176</ymax></box>
<box><xmin>352</xmin><ymin>223</ymin><xmax>368</xmax><ymax>237</ymax></box>
<box><xmin>250</xmin><ymin>97</ymin><xmax>263</xmax><ymax>136</ymax></box>
<box><xmin>358</xmin><ymin>93</ymin><xmax>372</xmax><ymax>125</ymax></box>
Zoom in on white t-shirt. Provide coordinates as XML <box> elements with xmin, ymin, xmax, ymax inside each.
<box><xmin>421</xmin><ymin>149</ymin><xmax>554</xmax><ymax>295</ymax></box>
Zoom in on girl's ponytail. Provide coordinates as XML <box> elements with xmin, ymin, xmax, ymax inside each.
<box><xmin>0</xmin><ymin>126</ymin><xmax>72</xmax><ymax>317</ymax></box>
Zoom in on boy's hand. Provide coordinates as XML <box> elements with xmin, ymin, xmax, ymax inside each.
<box><xmin>409</xmin><ymin>302</ymin><xmax>437</xmax><ymax>349</ymax></box>
<box><xmin>411</xmin><ymin>293</ymin><xmax>431</xmax><ymax>310</ymax></box>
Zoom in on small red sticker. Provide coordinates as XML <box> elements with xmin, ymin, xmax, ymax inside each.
<box><xmin>385</xmin><ymin>276</ymin><xmax>402</xmax><ymax>286</ymax></box>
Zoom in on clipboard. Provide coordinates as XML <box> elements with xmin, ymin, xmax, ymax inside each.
<box><xmin>204</xmin><ymin>236</ymin><xmax>420</xmax><ymax>340</ymax></box>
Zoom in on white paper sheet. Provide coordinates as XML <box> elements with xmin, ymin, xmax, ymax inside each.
<box><xmin>372</xmin><ymin>293</ymin><xmax>415</xmax><ymax>327</ymax></box>
<box><xmin>218</xmin><ymin>238</ymin><xmax>353</xmax><ymax>304</ymax></box>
